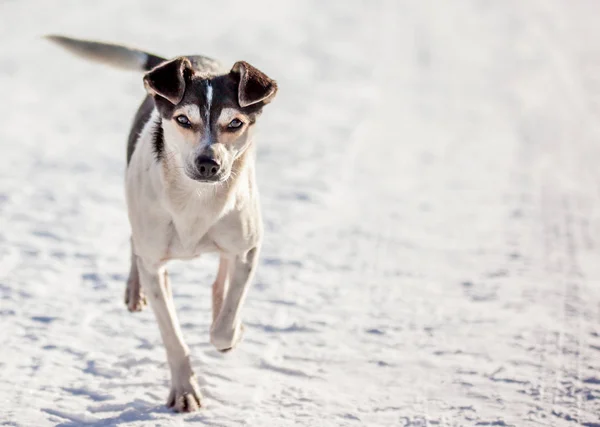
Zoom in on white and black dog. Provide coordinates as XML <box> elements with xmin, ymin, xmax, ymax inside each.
<box><xmin>47</xmin><ymin>35</ymin><xmax>278</xmax><ymax>412</ymax></box>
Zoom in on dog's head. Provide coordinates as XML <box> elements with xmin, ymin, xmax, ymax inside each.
<box><xmin>143</xmin><ymin>57</ymin><xmax>277</xmax><ymax>183</ymax></box>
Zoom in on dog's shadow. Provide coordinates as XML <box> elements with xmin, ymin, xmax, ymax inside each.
<box><xmin>43</xmin><ymin>400</ymin><xmax>173</xmax><ymax>426</ymax></box>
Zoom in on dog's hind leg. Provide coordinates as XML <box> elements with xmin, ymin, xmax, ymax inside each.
<box><xmin>137</xmin><ymin>258</ymin><xmax>202</xmax><ymax>412</ymax></box>
<box><xmin>125</xmin><ymin>239</ymin><xmax>147</xmax><ymax>312</ymax></box>
<box><xmin>210</xmin><ymin>247</ymin><xmax>259</xmax><ymax>352</ymax></box>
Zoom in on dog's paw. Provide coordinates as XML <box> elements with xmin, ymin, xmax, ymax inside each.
<box><xmin>124</xmin><ymin>278</ymin><xmax>147</xmax><ymax>312</ymax></box>
<box><xmin>167</xmin><ymin>376</ymin><xmax>202</xmax><ymax>413</ymax></box>
<box><xmin>210</xmin><ymin>322</ymin><xmax>245</xmax><ymax>353</ymax></box>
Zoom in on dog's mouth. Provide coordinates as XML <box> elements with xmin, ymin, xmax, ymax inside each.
<box><xmin>185</xmin><ymin>169</ymin><xmax>230</xmax><ymax>184</ymax></box>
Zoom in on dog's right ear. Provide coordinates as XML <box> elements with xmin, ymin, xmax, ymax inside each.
<box><xmin>230</xmin><ymin>61</ymin><xmax>278</xmax><ymax>107</ymax></box>
<box><xmin>143</xmin><ymin>57</ymin><xmax>192</xmax><ymax>105</ymax></box>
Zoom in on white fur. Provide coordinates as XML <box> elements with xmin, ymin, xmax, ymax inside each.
<box><xmin>205</xmin><ymin>81</ymin><xmax>213</xmax><ymax>122</ymax></box>
<box><xmin>126</xmin><ymin>108</ymin><xmax>261</xmax><ymax>411</ymax></box>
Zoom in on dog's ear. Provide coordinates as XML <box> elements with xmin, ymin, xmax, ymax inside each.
<box><xmin>231</xmin><ymin>61</ymin><xmax>278</xmax><ymax>107</ymax></box>
<box><xmin>143</xmin><ymin>57</ymin><xmax>193</xmax><ymax>105</ymax></box>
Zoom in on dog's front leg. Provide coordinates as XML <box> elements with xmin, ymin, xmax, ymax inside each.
<box><xmin>210</xmin><ymin>247</ymin><xmax>259</xmax><ymax>352</ymax></box>
<box><xmin>212</xmin><ymin>255</ymin><xmax>230</xmax><ymax>323</ymax></box>
<box><xmin>136</xmin><ymin>257</ymin><xmax>202</xmax><ymax>412</ymax></box>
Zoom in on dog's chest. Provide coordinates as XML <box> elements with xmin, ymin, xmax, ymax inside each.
<box><xmin>164</xmin><ymin>193</ymin><xmax>224</xmax><ymax>257</ymax></box>
<box><xmin>167</xmin><ymin>231</ymin><xmax>219</xmax><ymax>258</ymax></box>
<box><xmin>164</xmin><ymin>192</ymin><xmax>259</xmax><ymax>259</ymax></box>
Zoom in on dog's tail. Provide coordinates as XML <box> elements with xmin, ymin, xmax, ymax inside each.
<box><xmin>45</xmin><ymin>35</ymin><xmax>166</xmax><ymax>72</ymax></box>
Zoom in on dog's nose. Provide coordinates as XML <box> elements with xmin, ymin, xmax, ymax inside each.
<box><xmin>195</xmin><ymin>157</ymin><xmax>220</xmax><ymax>179</ymax></box>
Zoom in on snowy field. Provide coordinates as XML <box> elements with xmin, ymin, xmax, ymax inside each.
<box><xmin>1</xmin><ymin>1</ymin><xmax>600</xmax><ymax>425</ymax></box>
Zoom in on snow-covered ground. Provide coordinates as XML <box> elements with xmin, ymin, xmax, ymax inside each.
<box><xmin>1</xmin><ymin>1</ymin><xmax>600</xmax><ymax>425</ymax></box>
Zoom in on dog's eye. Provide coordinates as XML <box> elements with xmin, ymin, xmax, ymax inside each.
<box><xmin>227</xmin><ymin>118</ymin><xmax>244</xmax><ymax>130</ymax></box>
<box><xmin>175</xmin><ymin>115</ymin><xmax>191</xmax><ymax>128</ymax></box>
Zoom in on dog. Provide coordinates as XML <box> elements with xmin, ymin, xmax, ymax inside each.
<box><xmin>47</xmin><ymin>35</ymin><xmax>278</xmax><ymax>412</ymax></box>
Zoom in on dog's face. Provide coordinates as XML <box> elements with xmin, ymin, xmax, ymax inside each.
<box><xmin>143</xmin><ymin>58</ymin><xmax>277</xmax><ymax>183</ymax></box>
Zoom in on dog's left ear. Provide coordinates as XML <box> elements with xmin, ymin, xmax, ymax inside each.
<box><xmin>231</xmin><ymin>61</ymin><xmax>278</xmax><ymax>107</ymax></box>
<box><xmin>143</xmin><ymin>57</ymin><xmax>193</xmax><ymax>105</ymax></box>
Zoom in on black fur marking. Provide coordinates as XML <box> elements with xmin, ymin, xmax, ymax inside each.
<box><xmin>152</xmin><ymin>118</ymin><xmax>164</xmax><ymax>162</ymax></box>
<box><xmin>126</xmin><ymin>96</ymin><xmax>154</xmax><ymax>166</ymax></box>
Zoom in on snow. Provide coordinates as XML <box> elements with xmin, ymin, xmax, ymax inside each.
<box><xmin>1</xmin><ymin>0</ymin><xmax>600</xmax><ymax>426</ymax></box>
